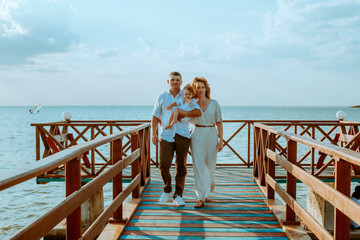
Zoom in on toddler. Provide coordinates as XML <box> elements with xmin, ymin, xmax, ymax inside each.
<box><xmin>165</xmin><ymin>84</ymin><xmax>196</xmax><ymax>129</ymax></box>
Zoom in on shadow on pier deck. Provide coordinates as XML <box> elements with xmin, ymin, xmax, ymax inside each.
<box><xmin>117</xmin><ymin>166</ymin><xmax>291</xmax><ymax>240</ymax></box>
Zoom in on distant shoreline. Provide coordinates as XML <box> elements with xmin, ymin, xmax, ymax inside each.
<box><xmin>0</xmin><ymin>105</ymin><xmax>358</xmax><ymax>108</ymax></box>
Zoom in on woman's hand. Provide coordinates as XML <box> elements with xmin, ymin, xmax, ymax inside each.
<box><xmin>217</xmin><ymin>140</ymin><xmax>223</xmax><ymax>152</ymax></box>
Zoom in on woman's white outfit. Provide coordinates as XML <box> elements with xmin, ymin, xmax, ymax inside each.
<box><xmin>190</xmin><ymin>100</ymin><xmax>222</xmax><ymax>201</ymax></box>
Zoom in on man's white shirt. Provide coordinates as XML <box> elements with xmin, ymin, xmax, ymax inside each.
<box><xmin>152</xmin><ymin>90</ymin><xmax>200</xmax><ymax>142</ymax></box>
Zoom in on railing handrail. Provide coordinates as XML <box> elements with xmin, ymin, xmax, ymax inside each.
<box><xmin>11</xmin><ymin>150</ymin><xmax>141</xmax><ymax>240</ymax></box>
<box><xmin>253</xmin><ymin>122</ymin><xmax>360</xmax><ymax>239</ymax></box>
<box><xmin>30</xmin><ymin>120</ymin><xmax>360</xmax><ymax>170</ymax></box>
<box><xmin>0</xmin><ymin>123</ymin><xmax>150</xmax><ymax>191</ymax></box>
<box><xmin>266</xmin><ymin>149</ymin><xmax>360</xmax><ymax>227</ymax></box>
<box><xmin>254</xmin><ymin>122</ymin><xmax>360</xmax><ymax>166</ymax></box>
<box><xmin>31</xmin><ymin>121</ymin><xmax>151</xmax><ymax>126</ymax></box>
<box><xmin>31</xmin><ymin>119</ymin><xmax>343</xmax><ymax>125</ymax></box>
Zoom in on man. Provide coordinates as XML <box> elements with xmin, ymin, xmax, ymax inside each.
<box><xmin>152</xmin><ymin>71</ymin><xmax>201</xmax><ymax>206</ymax></box>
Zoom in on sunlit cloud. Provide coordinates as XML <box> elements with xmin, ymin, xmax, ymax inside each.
<box><xmin>0</xmin><ymin>0</ymin><xmax>78</xmax><ymax>65</ymax></box>
<box><xmin>95</xmin><ymin>48</ymin><xmax>120</xmax><ymax>58</ymax></box>
<box><xmin>134</xmin><ymin>38</ymin><xmax>154</xmax><ymax>56</ymax></box>
<box><xmin>0</xmin><ymin>0</ymin><xmax>28</xmax><ymax>37</ymax></box>
<box><xmin>261</xmin><ymin>0</ymin><xmax>360</xmax><ymax>61</ymax></box>
<box><xmin>176</xmin><ymin>42</ymin><xmax>200</xmax><ymax>58</ymax></box>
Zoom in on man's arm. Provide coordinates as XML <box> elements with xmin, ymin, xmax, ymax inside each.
<box><xmin>177</xmin><ymin>109</ymin><xmax>201</xmax><ymax>120</ymax></box>
<box><xmin>151</xmin><ymin>116</ymin><xmax>160</xmax><ymax>145</ymax></box>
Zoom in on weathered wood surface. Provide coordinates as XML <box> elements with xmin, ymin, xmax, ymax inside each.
<box><xmin>267</xmin><ymin>149</ymin><xmax>360</xmax><ymax>227</ymax></box>
<box><xmin>255</xmin><ymin>123</ymin><xmax>360</xmax><ymax>166</ymax></box>
<box><xmin>253</xmin><ymin>121</ymin><xmax>360</xmax><ymax>240</ymax></box>
<box><xmin>32</xmin><ymin>120</ymin><xmax>360</xmax><ymax>177</ymax></box>
<box><xmin>1</xmin><ymin>123</ymin><xmax>151</xmax><ymax>240</ymax></box>
<box><xmin>0</xmin><ymin>123</ymin><xmax>149</xmax><ymax>191</ymax></box>
<box><xmin>120</xmin><ymin>166</ymin><xmax>290</xmax><ymax>239</ymax></box>
<box><xmin>9</xmin><ymin>150</ymin><xmax>141</xmax><ymax>240</ymax></box>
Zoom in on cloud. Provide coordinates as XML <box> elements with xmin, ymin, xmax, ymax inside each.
<box><xmin>0</xmin><ymin>0</ymin><xmax>78</xmax><ymax>65</ymax></box>
<box><xmin>0</xmin><ymin>0</ymin><xmax>28</xmax><ymax>37</ymax></box>
<box><xmin>133</xmin><ymin>38</ymin><xmax>154</xmax><ymax>56</ymax></box>
<box><xmin>262</xmin><ymin>0</ymin><xmax>360</xmax><ymax>58</ymax></box>
<box><xmin>69</xmin><ymin>4</ymin><xmax>77</xmax><ymax>13</ymax></box>
<box><xmin>175</xmin><ymin>42</ymin><xmax>200</xmax><ymax>58</ymax></box>
<box><xmin>95</xmin><ymin>48</ymin><xmax>120</xmax><ymax>58</ymax></box>
<box><xmin>207</xmin><ymin>0</ymin><xmax>360</xmax><ymax>71</ymax></box>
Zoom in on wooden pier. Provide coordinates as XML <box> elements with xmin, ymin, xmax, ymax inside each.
<box><xmin>1</xmin><ymin>120</ymin><xmax>360</xmax><ymax>239</ymax></box>
<box><xmin>117</xmin><ymin>166</ymin><xmax>289</xmax><ymax>239</ymax></box>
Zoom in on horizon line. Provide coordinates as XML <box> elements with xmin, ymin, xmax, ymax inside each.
<box><xmin>0</xmin><ymin>105</ymin><xmax>357</xmax><ymax>108</ymax></box>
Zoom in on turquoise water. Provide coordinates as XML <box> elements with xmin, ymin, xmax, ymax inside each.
<box><xmin>0</xmin><ymin>106</ymin><xmax>359</xmax><ymax>239</ymax></box>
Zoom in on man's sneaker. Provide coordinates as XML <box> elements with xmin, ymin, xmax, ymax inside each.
<box><xmin>159</xmin><ymin>192</ymin><xmax>171</xmax><ymax>203</ymax></box>
<box><xmin>173</xmin><ymin>195</ymin><xmax>186</xmax><ymax>206</ymax></box>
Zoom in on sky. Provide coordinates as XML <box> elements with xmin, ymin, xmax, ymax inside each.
<box><xmin>0</xmin><ymin>0</ymin><xmax>359</xmax><ymax>106</ymax></box>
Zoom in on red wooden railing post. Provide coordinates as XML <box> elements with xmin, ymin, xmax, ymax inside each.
<box><xmin>334</xmin><ymin>158</ymin><xmax>351</xmax><ymax>240</ymax></box>
<box><xmin>310</xmin><ymin>126</ymin><xmax>315</xmax><ymax>175</ymax></box>
<box><xmin>145</xmin><ymin>127</ymin><xmax>151</xmax><ymax>178</ymax></box>
<box><xmin>66</xmin><ymin>156</ymin><xmax>81</xmax><ymax>240</ymax></box>
<box><xmin>247</xmin><ymin>122</ymin><xmax>251</xmax><ymax>167</ymax></box>
<box><xmin>156</xmin><ymin>127</ymin><xmax>159</xmax><ymax>167</ymax></box>
<box><xmin>253</xmin><ymin>126</ymin><xmax>260</xmax><ymax>178</ymax></box>
<box><xmin>112</xmin><ymin>138</ymin><xmax>123</xmax><ymax>220</ymax></box>
<box><xmin>138</xmin><ymin>130</ymin><xmax>145</xmax><ymax>186</ymax></box>
<box><xmin>267</xmin><ymin>133</ymin><xmax>275</xmax><ymax>199</ymax></box>
<box><xmin>36</xmin><ymin>126</ymin><xmax>40</xmax><ymax>161</ymax></box>
<box><xmin>260</xmin><ymin>129</ymin><xmax>268</xmax><ymax>186</ymax></box>
<box><xmin>131</xmin><ymin>133</ymin><xmax>140</xmax><ymax>198</ymax></box>
<box><xmin>286</xmin><ymin>139</ymin><xmax>297</xmax><ymax>222</ymax></box>
<box><xmin>91</xmin><ymin>127</ymin><xmax>95</xmax><ymax>176</ymax></box>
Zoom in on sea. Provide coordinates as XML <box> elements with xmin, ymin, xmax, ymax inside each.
<box><xmin>1</xmin><ymin>106</ymin><xmax>360</xmax><ymax>239</ymax></box>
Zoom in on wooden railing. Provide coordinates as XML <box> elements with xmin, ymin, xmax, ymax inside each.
<box><xmin>3</xmin><ymin>119</ymin><xmax>360</xmax><ymax>239</ymax></box>
<box><xmin>0</xmin><ymin>123</ymin><xmax>151</xmax><ymax>240</ymax></box>
<box><xmin>31</xmin><ymin>121</ymin><xmax>152</xmax><ymax>178</ymax></box>
<box><xmin>32</xmin><ymin>120</ymin><xmax>360</xmax><ymax>172</ymax></box>
<box><xmin>256</xmin><ymin>121</ymin><xmax>360</xmax><ymax>177</ymax></box>
<box><xmin>253</xmin><ymin>122</ymin><xmax>360</xmax><ymax>240</ymax></box>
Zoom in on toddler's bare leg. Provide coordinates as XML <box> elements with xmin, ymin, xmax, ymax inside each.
<box><xmin>164</xmin><ymin>110</ymin><xmax>178</xmax><ymax>129</ymax></box>
<box><xmin>164</xmin><ymin>112</ymin><xmax>175</xmax><ymax>129</ymax></box>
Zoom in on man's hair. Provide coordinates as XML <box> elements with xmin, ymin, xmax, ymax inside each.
<box><xmin>183</xmin><ymin>84</ymin><xmax>195</xmax><ymax>95</ymax></box>
<box><xmin>169</xmin><ymin>71</ymin><xmax>182</xmax><ymax>80</ymax></box>
<box><xmin>192</xmin><ymin>76</ymin><xmax>211</xmax><ymax>99</ymax></box>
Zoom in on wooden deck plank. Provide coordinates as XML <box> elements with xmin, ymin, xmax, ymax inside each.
<box><xmin>134</xmin><ymin>211</ymin><xmax>274</xmax><ymax>216</ymax></box>
<box><xmin>120</xmin><ymin>166</ymin><xmax>290</xmax><ymax>239</ymax></box>
<box><xmin>121</xmin><ymin>230</ymin><xmax>288</xmax><ymax>237</ymax></box>
<box><xmin>127</xmin><ymin>223</ymin><xmax>283</xmax><ymax>228</ymax></box>
<box><xmin>120</xmin><ymin>235</ymin><xmax>289</xmax><ymax>240</ymax></box>
<box><xmin>131</xmin><ymin>216</ymin><xmax>278</xmax><ymax>221</ymax></box>
<box><xmin>140</xmin><ymin>202</ymin><xmax>266</xmax><ymax>206</ymax></box>
<box><xmin>141</xmin><ymin>199</ymin><xmax>265</xmax><ymax>203</ymax></box>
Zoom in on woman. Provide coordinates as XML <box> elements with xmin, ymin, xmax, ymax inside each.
<box><xmin>190</xmin><ymin>77</ymin><xmax>223</xmax><ymax>208</ymax></box>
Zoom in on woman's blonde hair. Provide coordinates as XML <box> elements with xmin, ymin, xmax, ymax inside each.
<box><xmin>191</xmin><ymin>77</ymin><xmax>210</xmax><ymax>99</ymax></box>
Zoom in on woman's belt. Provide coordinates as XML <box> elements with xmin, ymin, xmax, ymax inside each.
<box><xmin>195</xmin><ymin>124</ymin><xmax>215</xmax><ymax>128</ymax></box>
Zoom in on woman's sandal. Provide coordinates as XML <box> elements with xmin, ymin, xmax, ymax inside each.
<box><xmin>205</xmin><ymin>198</ymin><xmax>210</xmax><ymax>202</ymax></box>
<box><xmin>194</xmin><ymin>200</ymin><xmax>204</xmax><ymax>208</ymax></box>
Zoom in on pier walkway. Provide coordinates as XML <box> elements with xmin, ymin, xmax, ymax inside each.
<box><xmin>3</xmin><ymin>120</ymin><xmax>360</xmax><ymax>239</ymax></box>
<box><xmin>119</xmin><ymin>166</ymin><xmax>289</xmax><ymax>239</ymax></box>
